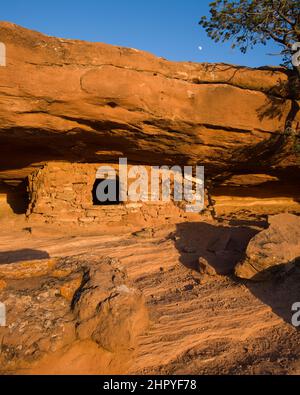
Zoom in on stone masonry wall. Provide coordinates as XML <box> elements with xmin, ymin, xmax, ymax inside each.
<box><xmin>27</xmin><ymin>162</ymin><xmax>205</xmax><ymax>226</ymax></box>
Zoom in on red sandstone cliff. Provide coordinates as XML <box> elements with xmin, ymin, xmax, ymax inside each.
<box><xmin>0</xmin><ymin>22</ymin><xmax>299</xmax><ymax>183</ymax></box>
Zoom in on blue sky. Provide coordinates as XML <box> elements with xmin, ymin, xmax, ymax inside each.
<box><xmin>1</xmin><ymin>0</ymin><xmax>282</xmax><ymax>67</ymax></box>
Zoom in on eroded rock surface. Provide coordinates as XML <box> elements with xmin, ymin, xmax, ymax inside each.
<box><xmin>235</xmin><ymin>213</ymin><xmax>300</xmax><ymax>280</ymax></box>
<box><xmin>0</xmin><ymin>253</ymin><xmax>148</xmax><ymax>373</ymax></box>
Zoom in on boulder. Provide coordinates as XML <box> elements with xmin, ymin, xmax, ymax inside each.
<box><xmin>74</xmin><ymin>264</ymin><xmax>149</xmax><ymax>352</ymax></box>
<box><xmin>0</xmin><ymin>253</ymin><xmax>148</xmax><ymax>371</ymax></box>
<box><xmin>235</xmin><ymin>213</ymin><xmax>300</xmax><ymax>280</ymax></box>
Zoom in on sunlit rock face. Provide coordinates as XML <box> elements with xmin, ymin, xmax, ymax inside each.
<box><xmin>0</xmin><ymin>22</ymin><xmax>299</xmax><ymax>177</ymax></box>
<box><xmin>0</xmin><ymin>22</ymin><xmax>299</xmax><ymax>222</ymax></box>
<box><xmin>235</xmin><ymin>213</ymin><xmax>300</xmax><ymax>280</ymax></box>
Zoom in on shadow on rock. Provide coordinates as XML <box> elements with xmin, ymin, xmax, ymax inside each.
<box><xmin>174</xmin><ymin>220</ymin><xmax>300</xmax><ymax>326</ymax></box>
<box><xmin>0</xmin><ymin>248</ymin><xmax>49</xmax><ymax>264</ymax></box>
<box><xmin>174</xmin><ymin>221</ymin><xmax>259</xmax><ymax>275</ymax></box>
<box><xmin>245</xmin><ymin>261</ymin><xmax>300</xmax><ymax>326</ymax></box>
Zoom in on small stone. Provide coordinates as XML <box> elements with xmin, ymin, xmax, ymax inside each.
<box><xmin>198</xmin><ymin>257</ymin><xmax>217</xmax><ymax>276</ymax></box>
<box><xmin>132</xmin><ymin>228</ymin><xmax>154</xmax><ymax>238</ymax></box>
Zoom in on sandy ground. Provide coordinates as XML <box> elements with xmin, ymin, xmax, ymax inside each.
<box><xmin>0</xmin><ymin>218</ymin><xmax>299</xmax><ymax>375</ymax></box>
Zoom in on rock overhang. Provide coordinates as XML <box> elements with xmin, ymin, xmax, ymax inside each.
<box><xmin>0</xmin><ymin>21</ymin><xmax>299</xmax><ymax>183</ymax></box>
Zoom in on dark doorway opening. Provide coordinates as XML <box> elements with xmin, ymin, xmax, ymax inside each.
<box><xmin>92</xmin><ymin>177</ymin><xmax>120</xmax><ymax>206</ymax></box>
<box><xmin>0</xmin><ymin>179</ymin><xmax>30</xmax><ymax>214</ymax></box>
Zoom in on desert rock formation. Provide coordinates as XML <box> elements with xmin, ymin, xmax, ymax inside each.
<box><xmin>235</xmin><ymin>213</ymin><xmax>300</xmax><ymax>280</ymax></box>
<box><xmin>0</xmin><ymin>21</ymin><xmax>299</xmax><ymax>180</ymax></box>
<box><xmin>0</xmin><ymin>223</ymin><xmax>299</xmax><ymax>374</ymax></box>
<box><xmin>0</xmin><ymin>253</ymin><xmax>148</xmax><ymax>373</ymax></box>
<box><xmin>0</xmin><ymin>23</ymin><xmax>300</xmax><ymax>375</ymax></box>
<box><xmin>0</xmin><ymin>22</ymin><xmax>299</xmax><ymax>223</ymax></box>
